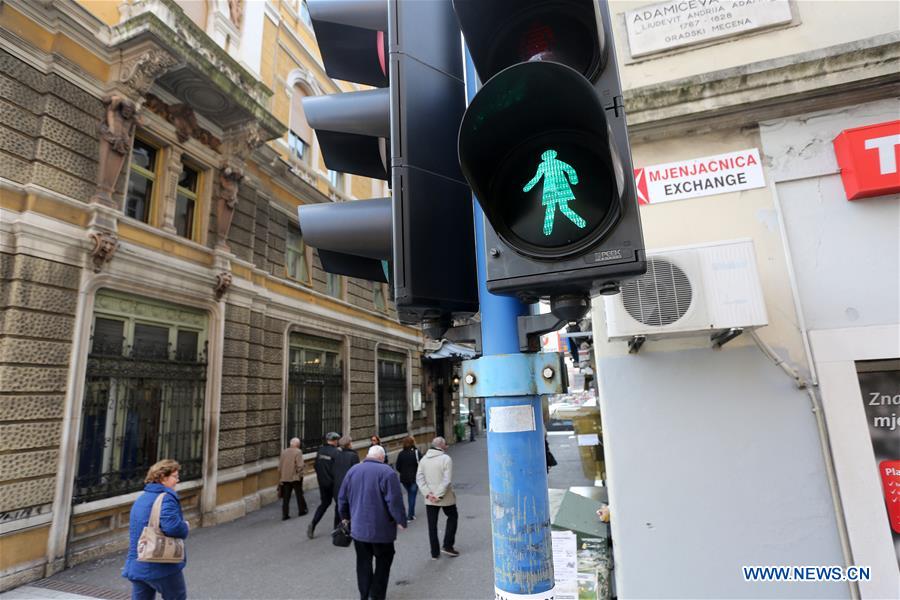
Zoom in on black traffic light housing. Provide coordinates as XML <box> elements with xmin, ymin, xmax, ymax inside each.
<box><xmin>298</xmin><ymin>0</ymin><xmax>478</xmax><ymax>327</ymax></box>
<box><xmin>455</xmin><ymin>0</ymin><xmax>645</xmax><ymax>308</ymax></box>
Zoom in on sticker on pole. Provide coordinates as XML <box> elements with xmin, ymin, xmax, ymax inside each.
<box><xmin>489</xmin><ymin>405</ymin><xmax>536</xmax><ymax>433</ymax></box>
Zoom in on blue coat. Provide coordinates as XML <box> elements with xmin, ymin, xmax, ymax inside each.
<box><xmin>337</xmin><ymin>458</ymin><xmax>407</xmax><ymax>544</ymax></box>
<box><xmin>122</xmin><ymin>483</ymin><xmax>189</xmax><ymax>581</ymax></box>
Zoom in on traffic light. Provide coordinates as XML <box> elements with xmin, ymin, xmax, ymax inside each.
<box><xmin>454</xmin><ymin>0</ymin><xmax>646</xmax><ymax>315</ymax></box>
<box><xmin>298</xmin><ymin>0</ymin><xmax>478</xmax><ymax>328</ymax></box>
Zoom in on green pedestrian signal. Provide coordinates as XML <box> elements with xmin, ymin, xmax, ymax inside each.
<box><xmin>523</xmin><ymin>149</ymin><xmax>587</xmax><ymax>236</ymax></box>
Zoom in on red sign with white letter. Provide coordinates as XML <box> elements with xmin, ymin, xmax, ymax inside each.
<box><xmin>879</xmin><ymin>460</ymin><xmax>900</xmax><ymax>534</ymax></box>
<box><xmin>833</xmin><ymin>120</ymin><xmax>900</xmax><ymax>200</ymax></box>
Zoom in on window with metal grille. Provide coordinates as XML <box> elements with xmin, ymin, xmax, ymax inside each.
<box><xmin>378</xmin><ymin>352</ymin><xmax>407</xmax><ymax>438</ymax></box>
<box><xmin>74</xmin><ymin>291</ymin><xmax>207</xmax><ymax>504</ymax></box>
<box><xmin>621</xmin><ymin>257</ymin><xmax>693</xmax><ymax>327</ymax></box>
<box><xmin>286</xmin><ymin>334</ymin><xmax>343</xmax><ymax>453</ymax></box>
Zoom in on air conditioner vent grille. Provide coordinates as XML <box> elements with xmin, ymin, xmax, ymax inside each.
<box><xmin>621</xmin><ymin>258</ymin><xmax>693</xmax><ymax>327</ymax></box>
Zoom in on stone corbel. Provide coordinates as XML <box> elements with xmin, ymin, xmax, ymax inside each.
<box><xmin>117</xmin><ymin>47</ymin><xmax>178</xmax><ymax>105</ymax></box>
<box><xmin>214</xmin><ymin>271</ymin><xmax>233</xmax><ymax>299</ymax></box>
<box><xmin>88</xmin><ymin>230</ymin><xmax>119</xmax><ymax>273</ymax></box>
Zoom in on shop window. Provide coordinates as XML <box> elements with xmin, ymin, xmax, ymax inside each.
<box><xmin>286</xmin><ymin>333</ymin><xmax>343</xmax><ymax>453</ymax></box>
<box><xmin>125</xmin><ymin>138</ymin><xmax>159</xmax><ymax>223</ymax></box>
<box><xmin>175</xmin><ymin>161</ymin><xmax>199</xmax><ymax>239</ymax></box>
<box><xmin>74</xmin><ymin>290</ymin><xmax>208</xmax><ymax>504</ymax></box>
<box><xmin>378</xmin><ymin>351</ymin><xmax>407</xmax><ymax>437</ymax></box>
<box><xmin>286</xmin><ymin>224</ymin><xmax>310</xmax><ymax>283</ymax></box>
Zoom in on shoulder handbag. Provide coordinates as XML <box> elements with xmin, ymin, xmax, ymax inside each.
<box><xmin>137</xmin><ymin>493</ymin><xmax>185</xmax><ymax>563</ymax></box>
<box><xmin>332</xmin><ymin>520</ymin><xmax>352</xmax><ymax>548</ymax></box>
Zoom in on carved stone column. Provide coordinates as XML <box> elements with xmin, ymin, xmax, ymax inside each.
<box><xmin>86</xmin><ymin>45</ymin><xmax>178</xmax><ymax>272</ymax></box>
<box><xmin>161</xmin><ymin>148</ymin><xmax>184</xmax><ymax>234</ymax></box>
<box><xmin>214</xmin><ymin>123</ymin><xmax>263</xmax><ymax>250</ymax></box>
<box><xmin>91</xmin><ymin>47</ymin><xmax>178</xmax><ymax>212</ymax></box>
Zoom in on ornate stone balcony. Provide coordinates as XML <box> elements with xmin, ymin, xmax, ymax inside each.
<box><xmin>110</xmin><ymin>0</ymin><xmax>283</xmax><ymax>142</ymax></box>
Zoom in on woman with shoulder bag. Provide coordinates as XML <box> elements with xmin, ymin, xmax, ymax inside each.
<box><xmin>394</xmin><ymin>436</ymin><xmax>421</xmax><ymax>521</ymax></box>
<box><xmin>122</xmin><ymin>459</ymin><xmax>190</xmax><ymax>600</ymax></box>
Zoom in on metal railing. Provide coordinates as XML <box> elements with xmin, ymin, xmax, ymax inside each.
<box><xmin>378</xmin><ymin>365</ymin><xmax>407</xmax><ymax>438</ymax></box>
<box><xmin>73</xmin><ymin>346</ymin><xmax>206</xmax><ymax>504</ymax></box>
<box><xmin>286</xmin><ymin>364</ymin><xmax>343</xmax><ymax>453</ymax></box>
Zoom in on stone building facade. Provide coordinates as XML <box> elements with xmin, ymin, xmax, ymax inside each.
<box><xmin>0</xmin><ymin>0</ymin><xmax>433</xmax><ymax>590</ymax></box>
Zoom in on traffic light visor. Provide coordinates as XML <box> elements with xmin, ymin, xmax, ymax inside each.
<box><xmin>459</xmin><ymin>61</ymin><xmax>624</xmax><ymax>259</ymax></box>
<box><xmin>453</xmin><ymin>0</ymin><xmax>603</xmax><ymax>83</ymax></box>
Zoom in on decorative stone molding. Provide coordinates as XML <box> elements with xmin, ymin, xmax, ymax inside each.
<box><xmin>119</xmin><ymin>48</ymin><xmax>178</xmax><ymax>101</ymax></box>
<box><xmin>88</xmin><ymin>231</ymin><xmax>119</xmax><ymax>273</ymax></box>
<box><xmin>144</xmin><ymin>94</ymin><xmax>222</xmax><ymax>151</ymax></box>
<box><xmin>215</xmin><ymin>271</ymin><xmax>233</xmax><ymax>299</ymax></box>
<box><xmin>91</xmin><ymin>95</ymin><xmax>138</xmax><ymax>209</ymax></box>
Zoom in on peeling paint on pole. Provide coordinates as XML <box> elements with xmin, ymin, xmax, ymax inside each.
<box><xmin>486</xmin><ymin>395</ymin><xmax>555</xmax><ymax>599</ymax></box>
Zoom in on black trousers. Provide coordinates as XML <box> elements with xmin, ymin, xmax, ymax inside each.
<box><xmin>281</xmin><ymin>480</ymin><xmax>307</xmax><ymax>518</ymax></box>
<box><xmin>311</xmin><ymin>486</ymin><xmax>333</xmax><ymax>528</ymax></box>
<box><xmin>426</xmin><ymin>504</ymin><xmax>458</xmax><ymax>558</ymax></box>
<box><xmin>354</xmin><ymin>540</ymin><xmax>395</xmax><ymax>600</ymax></box>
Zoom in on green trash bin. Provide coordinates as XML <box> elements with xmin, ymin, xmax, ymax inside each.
<box><xmin>454</xmin><ymin>422</ymin><xmax>466</xmax><ymax>443</ymax></box>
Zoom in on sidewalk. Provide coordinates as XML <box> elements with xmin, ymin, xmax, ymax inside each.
<box><xmin>5</xmin><ymin>432</ymin><xmax>589</xmax><ymax>599</ymax></box>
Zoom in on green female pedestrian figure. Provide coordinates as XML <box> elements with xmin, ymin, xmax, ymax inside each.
<box><xmin>523</xmin><ymin>149</ymin><xmax>587</xmax><ymax>236</ymax></box>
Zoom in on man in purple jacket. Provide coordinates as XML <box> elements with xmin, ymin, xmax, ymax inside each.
<box><xmin>338</xmin><ymin>445</ymin><xmax>408</xmax><ymax>600</ymax></box>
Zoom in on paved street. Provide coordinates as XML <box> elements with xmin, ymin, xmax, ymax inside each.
<box><xmin>6</xmin><ymin>433</ymin><xmax>588</xmax><ymax>600</ymax></box>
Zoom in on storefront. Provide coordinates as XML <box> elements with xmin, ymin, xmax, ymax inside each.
<box><xmin>760</xmin><ymin>102</ymin><xmax>900</xmax><ymax>593</ymax></box>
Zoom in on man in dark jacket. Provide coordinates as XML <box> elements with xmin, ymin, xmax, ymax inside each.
<box><xmin>338</xmin><ymin>445</ymin><xmax>407</xmax><ymax>600</ymax></box>
<box><xmin>307</xmin><ymin>431</ymin><xmax>341</xmax><ymax>539</ymax></box>
<box><xmin>332</xmin><ymin>435</ymin><xmax>359</xmax><ymax>528</ymax></box>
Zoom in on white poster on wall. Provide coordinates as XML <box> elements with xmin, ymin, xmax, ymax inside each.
<box><xmin>625</xmin><ymin>0</ymin><xmax>794</xmax><ymax>58</ymax></box>
<box><xmin>634</xmin><ymin>148</ymin><xmax>766</xmax><ymax>205</ymax></box>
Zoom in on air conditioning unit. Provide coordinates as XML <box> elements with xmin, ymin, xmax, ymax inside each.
<box><xmin>604</xmin><ymin>239</ymin><xmax>768</xmax><ymax>344</ymax></box>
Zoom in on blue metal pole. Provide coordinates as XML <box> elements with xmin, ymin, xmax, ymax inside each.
<box><xmin>465</xmin><ymin>54</ymin><xmax>555</xmax><ymax>600</ymax></box>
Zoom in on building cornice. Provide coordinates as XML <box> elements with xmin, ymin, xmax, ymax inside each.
<box><xmin>624</xmin><ymin>33</ymin><xmax>900</xmax><ymax>141</ymax></box>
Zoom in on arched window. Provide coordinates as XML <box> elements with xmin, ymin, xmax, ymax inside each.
<box><xmin>289</xmin><ymin>84</ymin><xmax>313</xmax><ymax>164</ymax></box>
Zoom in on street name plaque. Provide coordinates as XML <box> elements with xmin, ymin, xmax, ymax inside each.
<box><xmin>625</xmin><ymin>0</ymin><xmax>793</xmax><ymax>58</ymax></box>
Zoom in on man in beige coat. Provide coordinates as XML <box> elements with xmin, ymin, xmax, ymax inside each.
<box><xmin>415</xmin><ymin>437</ymin><xmax>459</xmax><ymax>558</ymax></box>
<box><xmin>279</xmin><ymin>437</ymin><xmax>307</xmax><ymax>520</ymax></box>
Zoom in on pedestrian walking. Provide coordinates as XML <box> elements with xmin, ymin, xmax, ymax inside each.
<box><xmin>369</xmin><ymin>434</ymin><xmax>389</xmax><ymax>464</ymax></box>
<box><xmin>338</xmin><ymin>445</ymin><xmax>407</xmax><ymax>600</ymax></box>
<box><xmin>394</xmin><ymin>436</ymin><xmax>421</xmax><ymax>521</ymax></box>
<box><xmin>122</xmin><ymin>459</ymin><xmax>190</xmax><ymax>600</ymax></box>
<box><xmin>467</xmin><ymin>411</ymin><xmax>476</xmax><ymax>442</ymax></box>
<box><xmin>332</xmin><ymin>435</ymin><xmax>360</xmax><ymax>528</ymax></box>
<box><xmin>307</xmin><ymin>432</ymin><xmax>341</xmax><ymax>539</ymax></box>
<box><xmin>416</xmin><ymin>436</ymin><xmax>459</xmax><ymax>559</ymax></box>
<box><xmin>278</xmin><ymin>437</ymin><xmax>307</xmax><ymax>520</ymax></box>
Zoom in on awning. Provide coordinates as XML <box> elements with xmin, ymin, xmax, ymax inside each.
<box><xmin>424</xmin><ymin>340</ymin><xmax>477</xmax><ymax>360</ymax></box>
